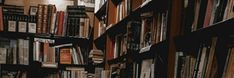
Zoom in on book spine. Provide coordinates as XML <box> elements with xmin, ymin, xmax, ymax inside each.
<box><xmin>37</xmin><ymin>4</ymin><xmax>43</xmax><ymax>33</ymax></box>
<box><xmin>42</xmin><ymin>5</ymin><xmax>48</xmax><ymax>34</ymax></box>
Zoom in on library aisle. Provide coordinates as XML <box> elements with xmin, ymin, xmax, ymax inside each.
<box><xmin>0</xmin><ymin>0</ymin><xmax>234</xmax><ymax>78</ymax></box>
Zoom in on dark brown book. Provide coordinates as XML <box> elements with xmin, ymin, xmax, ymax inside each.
<box><xmin>37</xmin><ymin>4</ymin><xmax>43</xmax><ymax>33</ymax></box>
<box><xmin>224</xmin><ymin>47</ymin><xmax>234</xmax><ymax>77</ymax></box>
<box><xmin>42</xmin><ymin>5</ymin><xmax>48</xmax><ymax>34</ymax></box>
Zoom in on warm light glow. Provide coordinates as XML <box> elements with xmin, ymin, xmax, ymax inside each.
<box><xmin>47</xmin><ymin>0</ymin><xmax>74</xmax><ymax>11</ymax></box>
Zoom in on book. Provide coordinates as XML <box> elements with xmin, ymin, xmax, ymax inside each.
<box><xmin>18</xmin><ymin>15</ymin><xmax>27</xmax><ymax>33</ymax></box>
<box><xmin>37</xmin><ymin>4</ymin><xmax>43</xmax><ymax>33</ymax></box>
<box><xmin>8</xmin><ymin>16</ymin><xmax>16</xmax><ymax>32</ymax></box>
<box><xmin>60</xmin><ymin>48</ymin><xmax>72</xmax><ymax>64</ymax></box>
<box><xmin>203</xmin><ymin>0</ymin><xmax>213</xmax><ymax>27</ymax></box>
<box><xmin>28</xmin><ymin>15</ymin><xmax>37</xmax><ymax>33</ymax></box>
<box><xmin>0</xmin><ymin>48</ymin><xmax>7</xmax><ymax>64</ymax></box>
<box><xmin>56</xmin><ymin>11</ymin><xmax>65</xmax><ymax>36</ymax></box>
<box><xmin>204</xmin><ymin>37</ymin><xmax>217</xmax><ymax>78</ymax></box>
<box><xmin>140</xmin><ymin>59</ymin><xmax>153</xmax><ymax>78</ymax></box>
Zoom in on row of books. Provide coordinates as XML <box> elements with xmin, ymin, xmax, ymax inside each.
<box><xmin>115</xmin><ymin>0</ymin><xmax>130</xmax><ymax>23</ymax></box>
<box><xmin>33</xmin><ymin>38</ymin><xmax>86</xmax><ymax>68</ymax></box>
<box><xmin>65</xmin><ymin>6</ymin><xmax>90</xmax><ymax>38</ymax></box>
<box><xmin>0</xmin><ymin>5</ymin><xmax>92</xmax><ymax>38</ymax></box>
<box><xmin>133</xmin><ymin>59</ymin><xmax>155</xmax><ymax>78</ymax></box>
<box><xmin>140</xmin><ymin>11</ymin><xmax>168</xmax><ymax>48</ymax></box>
<box><xmin>0</xmin><ymin>38</ymin><xmax>29</xmax><ymax>65</ymax></box>
<box><xmin>33</xmin><ymin>38</ymin><xmax>57</xmax><ymax>67</ymax></box>
<box><xmin>93</xmin><ymin>59</ymin><xmax>155</xmax><ymax>78</ymax></box>
<box><xmin>62</xmin><ymin>67</ymin><xmax>87</xmax><ymax>78</ymax></box>
<box><xmin>112</xmin><ymin>34</ymin><xmax>128</xmax><ymax>59</ymax></box>
<box><xmin>43</xmin><ymin>72</ymin><xmax>60</xmax><ymax>78</ymax></box>
<box><xmin>0</xmin><ymin>6</ymin><xmax>37</xmax><ymax>33</ymax></box>
<box><xmin>59</xmin><ymin>46</ymin><xmax>85</xmax><ymax>65</ymax></box>
<box><xmin>107</xmin><ymin>9</ymin><xmax>169</xmax><ymax>60</ymax></box>
<box><xmin>1</xmin><ymin>70</ymin><xmax>27</xmax><ymax>78</ymax></box>
<box><xmin>174</xmin><ymin>37</ymin><xmax>218</xmax><ymax>78</ymax></box>
<box><xmin>41</xmin><ymin>67</ymin><xmax>88</xmax><ymax>78</ymax></box>
<box><xmin>181</xmin><ymin>0</ymin><xmax>234</xmax><ymax>34</ymax></box>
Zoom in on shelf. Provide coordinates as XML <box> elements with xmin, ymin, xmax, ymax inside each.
<box><xmin>0</xmin><ymin>31</ymin><xmax>35</xmax><ymax>38</ymax></box>
<box><xmin>95</xmin><ymin>1</ymin><xmax>107</xmax><ymax>20</ymax></box>
<box><xmin>106</xmin><ymin>0</ymin><xmax>167</xmax><ymax>38</ymax></box>
<box><xmin>94</xmin><ymin>33</ymin><xmax>106</xmax><ymax>50</ymax></box>
<box><xmin>59</xmin><ymin>64</ymin><xmax>87</xmax><ymax>70</ymax></box>
<box><xmin>34</xmin><ymin>35</ymin><xmax>90</xmax><ymax>47</ymax></box>
<box><xmin>175</xmin><ymin>18</ymin><xmax>234</xmax><ymax>52</ymax></box>
<box><xmin>105</xmin><ymin>7</ymin><xmax>141</xmax><ymax>38</ymax></box>
<box><xmin>54</xmin><ymin>36</ymin><xmax>90</xmax><ymax>48</ymax></box>
<box><xmin>1</xmin><ymin>64</ymin><xmax>29</xmax><ymax>71</ymax></box>
<box><xmin>108</xmin><ymin>54</ymin><xmax>127</xmax><ymax>65</ymax></box>
<box><xmin>111</xmin><ymin>0</ymin><xmax>122</xmax><ymax>5</ymax></box>
<box><xmin>134</xmin><ymin>40</ymin><xmax>168</xmax><ymax>61</ymax></box>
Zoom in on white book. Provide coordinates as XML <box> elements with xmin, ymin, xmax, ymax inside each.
<box><xmin>136</xmin><ymin>63</ymin><xmax>139</xmax><ymax>78</ymax></box>
<box><xmin>140</xmin><ymin>59</ymin><xmax>153</xmax><ymax>78</ymax></box>
<box><xmin>18</xmin><ymin>39</ymin><xmax>24</xmax><ymax>64</ymax></box>
<box><xmin>10</xmin><ymin>40</ymin><xmax>17</xmax><ymax>64</ymax></box>
<box><xmin>151</xmin><ymin>63</ymin><xmax>155</xmax><ymax>78</ymax></box>
<box><xmin>160</xmin><ymin>13</ymin><xmax>164</xmax><ymax>41</ymax></box>
<box><xmin>18</xmin><ymin>21</ymin><xmax>27</xmax><ymax>32</ymax></box>
<box><xmin>42</xmin><ymin>63</ymin><xmax>58</xmax><ymax>68</ymax></box>
<box><xmin>72</xmin><ymin>48</ymin><xmax>78</xmax><ymax>64</ymax></box>
<box><xmin>28</xmin><ymin>22</ymin><xmax>37</xmax><ymax>33</ymax></box>
<box><xmin>8</xmin><ymin>21</ymin><xmax>16</xmax><ymax>32</ymax></box>
<box><xmin>35</xmin><ymin>41</ymin><xmax>40</xmax><ymax>61</ymax></box>
<box><xmin>196</xmin><ymin>47</ymin><xmax>207</xmax><ymax>78</ymax></box>
<box><xmin>77</xmin><ymin>47</ymin><xmax>84</xmax><ymax>64</ymax></box>
<box><xmin>0</xmin><ymin>48</ymin><xmax>7</xmax><ymax>64</ymax></box>
<box><xmin>119</xmin><ymin>3</ymin><xmax>123</xmax><ymax>20</ymax></box>
<box><xmin>24</xmin><ymin>40</ymin><xmax>29</xmax><ymax>65</ymax></box>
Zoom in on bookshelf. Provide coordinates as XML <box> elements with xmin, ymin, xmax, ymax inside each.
<box><xmin>93</xmin><ymin>0</ymin><xmax>170</xmax><ymax>77</ymax></box>
<box><xmin>93</xmin><ymin>0</ymin><xmax>234</xmax><ymax>78</ymax></box>
<box><xmin>0</xmin><ymin>0</ymin><xmax>94</xmax><ymax>78</ymax></box>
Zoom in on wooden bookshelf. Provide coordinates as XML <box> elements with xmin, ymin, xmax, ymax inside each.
<box><xmin>94</xmin><ymin>33</ymin><xmax>106</xmax><ymax>50</ymax></box>
<box><xmin>1</xmin><ymin>64</ymin><xmax>29</xmax><ymax>71</ymax></box>
<box><xmin>175</xmin><ymin>18</ymin><xmax>234</xmax><ymax>52</ymax></box>
<box><xmin>134</xmin><ymin>40</ymin><xmax>168</xmax><ymax>61</ymax></box>
<box><xmin>107</xmin><ymin>54</ymin><xmax>127</xmax><ymax>65</ymax></box>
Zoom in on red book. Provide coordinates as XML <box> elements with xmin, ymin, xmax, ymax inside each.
<box><xmin>108</xmin><ymin>39</ymin><xmax>114</xmax><ymax>60</ymax></box>
<box><xmin>203</xmin><ymin>0</ymin><xmax>213</xmax><ymax>27</ymax></box>
<box><xmin>56</xmin><ymin>11</ymin><xmax>64</xmax><ymax>36</ymax></box>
